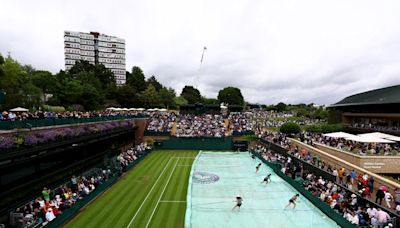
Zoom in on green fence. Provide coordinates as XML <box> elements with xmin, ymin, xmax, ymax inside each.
<box><xmin>144</xmin><ymin>130</ymin><xmax>171</xmax><ymax>136</ymax></box>
<box><xmin>251</xmin><ymin>151</ymin><xmax>355</xmax><ymax>228</ymax></box>
<box><xmin>154</xmin><ymin>137</ymin><xmax>233</xmax><ymax>150</ymax></box>
<box><xmin>45</xmin><ymin>150</ymin><xmax>151</xmax><ymax>228</ymax></box>
<box><xmin>0</xmin><ymin>114</ymin><xmax>146</xmax><ymax>130</ymax></box>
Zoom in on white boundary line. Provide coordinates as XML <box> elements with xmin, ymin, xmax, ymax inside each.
<box><xmin>126</xmin><ymin>158</ymin><xmax>173</xmax><ymax>228</ymax></box>
<box><xmin>159</xmin><ymin>200</ymin><xmax>186</xmax><ymax>203</ymax></box>
<box><xmin>145</xmin><ymin>158</ymin><xmax>179</xmax><ymax>228</ymax></box>
<box><xmin>177</xmin><ymin>165</ymin><xmax>192</xmax><ymax>167</ymax></box>
<box><xmin>174</xmin><ymin>157</ymin><xmax>196</xmax><ymax>159</ymax></box>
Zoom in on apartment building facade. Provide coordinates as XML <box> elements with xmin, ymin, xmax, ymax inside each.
<box><xmin>64</xmin><ymin>31</ymin><xmax>126</xmax><ymax>85</ymax></box>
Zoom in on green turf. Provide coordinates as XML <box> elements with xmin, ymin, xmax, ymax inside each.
<box><xmin>65</xmin><ymin>150</ymin><xmax>198</xmax><ymax>228</ymax></box>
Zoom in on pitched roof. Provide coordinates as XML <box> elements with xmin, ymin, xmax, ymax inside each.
<box><xmin>330</xmin><ymin>85</ymin><xmax>400</xmax><ymax>107</ymax></box>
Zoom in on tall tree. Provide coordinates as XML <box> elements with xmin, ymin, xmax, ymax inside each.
<box><xmin>217</xmin><ymin>87</ymin><xmax>244</xmax><ymax>106</ymax></box>
<box><xmin>276</xmin><ymin>102</ymin><xmax>287</xmax><ymax>112</ymax></box>
<box><xmin>31</xmin><ymin>70</ymin><xmax>57</xmax><ymax>102</ymax></box>
<box><xmin>181</xmin><ymin>85</ymin><xmax>202</xmax><ymax>104</ymax></box>
<box><xmin>127</xmin><ymin>66</ymin><xmax>146</xmax><ymax>92</ymax></box>
<box><xmin>159</xmin><ymin>87</ymin><xmax>176</xmax><ymax>108</ymax></box>
<box><xmin>138</xmin><ymin>84</ymin><xmax>160</xmax><ymax>108</ymax></box>
<box><xmin>0</xmin><ymin>55</ymin><xmax>41</xmax><ymax>110</ymax></box>
<box><xmin>112</xmin><ymin>85</ymin><xmax>137</xmax><ymax>107</ymax></box>
<box><xmin>146</xmin><ymin>75</ymin><xmax>163</xmax><ymax>91</ymax></box>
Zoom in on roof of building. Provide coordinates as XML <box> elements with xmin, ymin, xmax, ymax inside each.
<box><xmin>330</xmin><ymin>84</ymin><xmax>400</xmax><ymax>107</ymax></box>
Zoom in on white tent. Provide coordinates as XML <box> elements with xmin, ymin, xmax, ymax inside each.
<box><xmin>345</xmin><ymin>135</ymin><xmax>395</xmax><ymax>143</ymax></box>
<box><xmin>159</xmin><ymin>108</ymin><xmax>168</xmax><ymax>112</ymax></box>
<box><xmin>322</xmin><ymin>132</ymin><xmax>356</xmax><ymax>138</ymax></box>
<box><xmin>358</xmin><ymin>132</ymin><xmax>400</xmax><ymax>142</ymax></box>
<box><xmin>9</xmin><ymin>107</ymin><xmax>29</xmax><ymax>112</ymax></box>
<box><xmin>137</xmin><ymin>108</ymin><xmax>145</xmax><ymax>111</ymax></box>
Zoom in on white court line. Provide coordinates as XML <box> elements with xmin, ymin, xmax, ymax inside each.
<box><xmin>145</xmin><ymin>158</ymin><xmax>179</xmax><ymax>228</ymax></box>
<box><xmin>159</xmin><ymin>200</ymin><xmax>186</xmax><ymax>203</ymax></box>
<box><xmin>174</xmin><ymin>157</ymin><xmax>196</xmax><ymax>159</ymax></box>
<box><xmin>177</xmin><ymin>165</ymin><xmax>192</xmax><ymax>167</ymax></box>
<box><xmin>126</xmin><ymin>158</ymin><xmax>173</xmax><ymax>228</ymax></box>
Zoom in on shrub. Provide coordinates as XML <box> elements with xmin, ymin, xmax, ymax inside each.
<box><xmin>305</xmin><ymin>123</ymin><xmax>345</xmax><ymax>133</ymax></box>
<box><xmin>279</xmin><ymin>122</ymin><xmax>301</xmax><ymax>134</ymax></box>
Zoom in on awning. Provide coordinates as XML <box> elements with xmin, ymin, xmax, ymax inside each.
<box><xmin>9</xmin><ymin>107</ymin><xmax>29</xmax><ymax>112</ymax></box>
<box><xmin>322</xmin><ymin>132</ymin><xmax>356</xmax><ymax>138</ymax></box>
<box><xmin>358</xmin><ymin>132</ymin><xmax>400</xmax><ymax>142</ymax></box>
<box><xmin>345</xmin><ymin>135</ymin><xmax>395</xmax><ymax>143</ymax></box>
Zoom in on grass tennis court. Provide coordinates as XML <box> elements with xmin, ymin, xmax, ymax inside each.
<box><xmin>65</xmin><ymin>150</ymin><xmax>198</xmax><ymax>228</ymax></box>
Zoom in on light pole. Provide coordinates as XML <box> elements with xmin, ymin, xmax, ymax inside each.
<box><xmin>196</xmin><ymin>46</ymin><xmax>207</xmax><ymax>89</ymax></box>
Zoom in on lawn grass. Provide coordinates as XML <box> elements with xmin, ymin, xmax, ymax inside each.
<box><xmin>65</xmin><ymin>150</ymin><xmax>198</xmax><ymax>228</ymax></box>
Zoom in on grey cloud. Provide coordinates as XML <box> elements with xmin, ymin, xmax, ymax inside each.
<box><xmin>1</xmin><ymin>0</ymin><xmax>400</xmax><ymax>105</ymax></box>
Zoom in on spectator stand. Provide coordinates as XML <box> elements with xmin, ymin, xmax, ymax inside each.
<box><xmin>8</xmin><ymin>145</ymin><xmax>152</xmax><ymax>228</ymax></box>
<box><xmin>253</xmin><ymin>140</ymin><xmax>400</xmax><ymax>227</ymax></box>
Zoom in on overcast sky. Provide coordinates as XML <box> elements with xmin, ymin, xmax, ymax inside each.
<box><xmin>1</xmin><ymin>0</ymin><xmax>400</xmax><ymax>105</ymax></box>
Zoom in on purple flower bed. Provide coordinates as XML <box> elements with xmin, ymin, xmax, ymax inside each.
<box><xmin>24</xmin><ymin>134</ymin><xmax>39</xmax><ymax>146</ymax></box>
<box><xmin>1</xmin><ymin>120</ymin><xmax>134</xmax><ymax>150</ymax></box>
<box><xmin>0</xmin><ymin>136</ymin><xmax>15</xmax><ymax>149</ymax></box>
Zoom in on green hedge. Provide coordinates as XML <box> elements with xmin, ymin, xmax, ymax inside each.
<box><xmin>279</xmin><ymin>122</ymin><xmax>301</xmax><ymax>134</ymax></box>
<box><xmin>305</xmin><ymin>123</ymin><xmax>345</xmax><ymax>133</ymax></box>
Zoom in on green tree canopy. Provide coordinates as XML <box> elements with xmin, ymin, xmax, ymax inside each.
<box><xmin>181</xmin><ymin>85</ymin><xmax>202</xmax><ymax>104</ymax></box>
<box><xmin>127</xmin><ymin>66</ymin><xmax>146</xmax><ymax>92</ymax></box>
<box><xmin>138</xmin><ymin>84</ymin><xmax>160</xmax><ymax>108</ymax></box>
<box><xmin>279</xmin><ymin>122</ymin><xmax>301</xmax><ymax>134</ymax></box>
<box><xmin>276</xmin><ymin>102</ymin><xmax>287</xmax><ymax>112</ymax></box>
<box><xmin>146</xmin><ymin>75</ymin><xmax>163</xmax><ymax>91</ymax></box>
<box><xmin>159</xmin><ymin>87</ymin><xmax>176</xmax><ymax>108</ymax></box>
<box><xmin>217</xmin><ymin>87</ymin><xmax>244</xmax><ymax>106</ymax></box>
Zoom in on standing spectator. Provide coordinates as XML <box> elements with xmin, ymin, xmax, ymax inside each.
<box><xmin>394</xmin><ymin>188</ymin><xmax>400</xmax><ymax>207</ymax></box>
<box><xmin>376</xmin><ymin>188</ymin><xmax>385</xmax><ymax>205</ymax></box>
<box><xmin>375</xmin><ymin>208</ymin><xmax>390</xmax><ymax>224</ymax></box>
<box><xmin>42</xmin><ymin>187</ymin><xmax>51</xmax><ymax>202</ymax></box>
<box><xmin>384</xmin><ymin>191</ymin><xmax>393</xmax><ymax>208</ymax></box>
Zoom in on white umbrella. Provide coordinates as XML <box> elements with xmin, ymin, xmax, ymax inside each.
<box><xmin>137</xmin><ymin>108</ymin><xmax>145</xmax><ymax>111</ymax></box>
<box><xmin>9</xmin><ymin>107</ymin><xmax>29</xmax><ymax>112</ymax></box>
<box><xmin>358</xmin><ymin>132</ymin><xmax>400</xmax><ymax>142</ymax></box>
<box><xmin>159</xmin><ymin>108</ymin><xmax>167</xmax><ymax>112</ymax></box>
<box><xmin>345</xmin><ymin>135</ymin><xmax>395</xmax><ymax>143</ymax></box>
<box><xmin>128</xmin><ymin>108</ymin><xmax>137</xmax><ymax>111</ymax></box>
<box><xmin>323</xmin><ymin>132</ymin><xmax>356</xmax><ymax>138</ymax></box>
<box><xmin>106</xmin><ymin>107</ymin><xmax>115</xmax><ymax>110</ymax></box>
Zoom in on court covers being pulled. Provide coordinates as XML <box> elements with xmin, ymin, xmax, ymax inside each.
<box><xmin>185</xmin><ymin>151</ymin><xmax>339</xmax><ymax>228</ymax></box>
<box><xmin>66</xmin><ymin>150</ymin><xmax>340</xmax><ymax>228</ymax></box>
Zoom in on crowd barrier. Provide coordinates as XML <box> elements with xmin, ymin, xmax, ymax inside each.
<box><xmin>144</xmin><ymin>130</ymin><xmax>171</xmax><ymax>136</ymax></box>
<box><xmin>154</xmin><ymin>136</ymin><xmax>233</xmax><ymax>150</ymax></box>
<box><xmin>259</xmin><ymin>139</ymin><xmax>336</xmax><ymax>183</ymax></box>
<box><xmin>26</xmin><ymin>150</ymin><xmax>151</xmax><ymax>228</ymax></box>
<box><xmin>232</xmin><ymin>130</ymin><xmax>255</xmax><ymax>136</ymax></box>
<box><xmin>0</xmin><ymin>114</ymin><xmax>146</xmax><ymax>130</ymax></box>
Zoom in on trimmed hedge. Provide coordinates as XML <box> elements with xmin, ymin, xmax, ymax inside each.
<box><xmin>305</xmin><ymin>123</ymin><xmax>345</xmax><ymax>133</ymax></box>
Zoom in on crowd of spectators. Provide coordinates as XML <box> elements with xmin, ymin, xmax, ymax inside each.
<box><xmin>304</xmin><ymin>133</ymin><xmax>399</xmax><ymax>156</ymax></box>
<box><xmin>145</xmin><ymin>112</ymin><xmax>176</xmax><ymax>133</ymax></box>
<box><xmin>251</xmin><ymin>143</ymin><xmax>397</xmax><ymax>227</ymax></box>
<box><xmin>351</xmin><ymin>123</ymin><xmax>400</xmax><ymax>134</ymax></box>
<box><xmin>11</xmin><ymin>143</ymin><xmax>151</xmax><ymax>227</ymax></box>
<box><xmin>13</xmin><ymin>172</ymin><xmax>108</xmax><ymax>227</ymax></box>
<box><xmin>252</xmin><ymin>110</ymin><xmax>325</xmax><ymax>133</ymax></box>
<box><xmin>117</xmin><ymin>143</ymin><xmax>151</xmax><ymax>172</ymax></box>
<box><xmin>0</xmin><ymin>110</ymin><xmax>143</xmax><ymax>121</ymax></box>
<box><xmin>176</xmin><ymin>114</ymin><xmax>227</xmax><ymax>137</ymax></box>
<box><xmin>228</xmin><ymin>112</ymin><xmax>253</xmax><ymax>133</ymax></box>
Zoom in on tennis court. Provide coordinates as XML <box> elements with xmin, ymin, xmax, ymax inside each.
<box><xmin>185</xmin><ymin>151</ymin><xmax>340</xmax><ymax>227</ymax></box>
